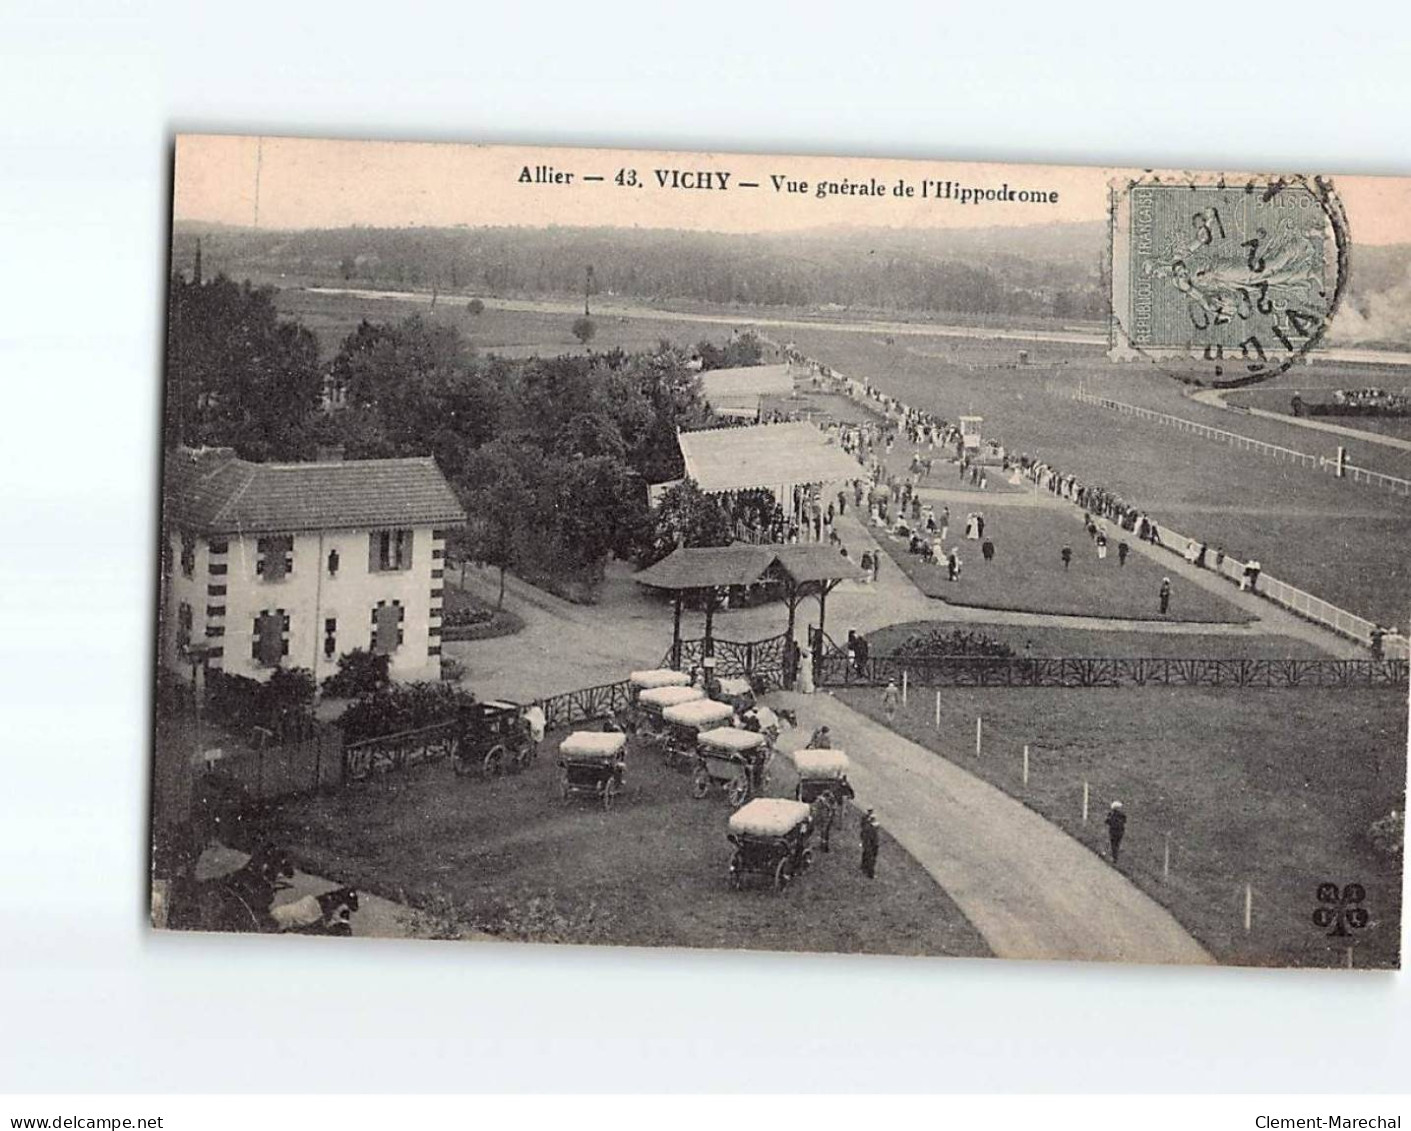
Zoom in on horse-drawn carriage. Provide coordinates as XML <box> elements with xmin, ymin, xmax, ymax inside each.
<box><xmin>727</xmin><ymin>798</ymin><xmax>815</xmax><ymax>891</ymax></box>
<box><xmin>558</xmin><ymin>730</ymin><xmax>628</xmax><ymax>810</ymax></box>
<box><xmin>452</xmin><ymin>699</ymin><xmax>537</xmax><ymax>778</ymax></box>
<box><xmin>633</xmin><ymin>684</ymin><xmax>705</xmax><ymax>743</ymax></box>
<box><xmin>691</xmin><ymin>726</ymin><xmax>772</xmax><ymax>807</ymax></box>
<box><xmin>661</xmin><ymin>697</ymin><xmax>735</xmax><ymax>765</ymax></box>
<box><xmin>790</xmin><ymin>748</ymin><xmax>855</xmax><ymax>810</ymax></box>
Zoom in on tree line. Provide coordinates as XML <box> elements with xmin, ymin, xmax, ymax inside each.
<box><xmin>165</xmin><ymin>273</ymin><xmax>758</xmax><ymax>602</ymax></box>
<box><xmin>174</xmin><ymin>222</ymin><xmax>1108</xmax><ymax>320</ymax></box>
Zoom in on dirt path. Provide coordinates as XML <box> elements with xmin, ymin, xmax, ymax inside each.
<box><xmin>770</xmin><ymin>692</ymin><xmax>1214</xmax><ymax>965</ymax></box>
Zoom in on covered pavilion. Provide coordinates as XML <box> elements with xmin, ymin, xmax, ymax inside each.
<box><xmin>674</xmin><ymin>421</ymin><xmax>863</xmax><ymax>542</ymax></box>
<box><xmin>633</xmin><ymin>543</ymin><xmax>865</xmax><ymax>686</ymax></box>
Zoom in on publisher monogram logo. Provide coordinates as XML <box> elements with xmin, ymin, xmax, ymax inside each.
<box><xmin>1313</xmin><ymin>883</ymin><xmax>1369</xmax><ymax>938</ymax></box>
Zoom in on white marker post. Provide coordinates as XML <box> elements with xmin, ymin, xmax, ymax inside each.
<box><xmin>934</xmin><ymin>690</ymin><xmax>941</xmax><ymax>729</ymax></box>
<box><xmin>1163</xmin><ymin>833</ymin><xmax>1171</xmax><ymax>881</ymax></box>
<box><xmin>1082</xmin><ymin>781</ymin><xmax>1089</xmax><ymax>823</ymax></box>
<box><xmin>1022</xmin><ymin>744</ymin><xmax>1029</xmax><ymax>786</ymax></box>
<box><xmin>1244</xmin><ymin>884</ymin><xmax>1253</xmax><ymax>933</ymax></box>
<box><xmin>975</xmin><ymin>716</ymin><xmax>982</xmax><ymax>757</ymax></box>
<box><xmin>902</xmin><ymin>670</ymin><xmax>908</xmax><ymax>706</ymax></box>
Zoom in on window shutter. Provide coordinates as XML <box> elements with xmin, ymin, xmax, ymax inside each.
<box><xmin>368</xmin><ymin>532</ymin><xmax>380</xmax><ymax>573</ymax></box>
<box><xmin>401</xmin><ymin>530</ymin><xmax>414</xmax><ymax>570</ymax></box>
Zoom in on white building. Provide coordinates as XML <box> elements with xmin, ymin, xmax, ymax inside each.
<box><xmin>161</xmin><ymin>448</ymin><xmax>467</xmax><ymax>685</ymax></box>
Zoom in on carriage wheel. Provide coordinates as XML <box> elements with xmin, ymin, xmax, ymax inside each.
<box><xmin>773</xmin><ymin>857</ymin><xmax>794</xmax><ymax>891</ymax></box>
<box><xmin>800</xmin><ymin>847</ymin><xmax>815</xmax><ymax>872</ymax></box>
<box><xmin>602</xmin><ymin>777</ymin><xmax>618</xmax><ymax>811</ymax></box>
<box><xmin>728</xmin><ymin>851</ymin><xmax>744</xmax><ymax>890</ymax></box>
<box><xmin>690</xmin><ymin>766</ymin><xmax>711</xmax><ymax>799</ymax></box>
<box><xmin>727</xmin><ymin>777</ymin><xmax>751</xmax><ymax>808</ymax></box>
<box><xmin>483</xmin><ymin>745</ymin><xmax>505</xmax><ymax>778</ymax></box>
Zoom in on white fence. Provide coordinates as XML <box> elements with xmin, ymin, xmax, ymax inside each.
<box><xmin>1135</xmin><ymin>524</ymin><xmax>1408</xmax><ymax>660</ymax></box>
<box><xmin>1066</xmin><ymin>388</ymin><xmax>1411</xmax><ymax>497</ymax></box>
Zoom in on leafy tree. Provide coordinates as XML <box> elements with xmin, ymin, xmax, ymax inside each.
<box><xmin>457</xmin><ymin>440</ymin><xmax>534</xmax><ymax>607</ymax></box>
<box><xmin>643</xmin><ymin>479</ymin><xmax>732</xmax><ymax>566</ymax></box>
<box><xmin>321</xmin><ymin>648</ymin><xmax>392</xmax><ymax>698</ymax></box>
<box><xmin>466</xmin><ymin>298</ymin><xmax>485</xmax><ymax>315</ymax></box>
<box><xmin>571</xmin><ymin>315</ymin><xmax>596</xmax><ymax>344</ymax></box>
<box><xmin>165</xmin><ymin>274</ymin><xmax>323</xmax><ymax>460</ymax></box>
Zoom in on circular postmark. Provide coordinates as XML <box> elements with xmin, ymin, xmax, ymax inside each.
<box><xmin>1108</xmin><ymin>172</ymin><xmax>1348</xmax><ymax>387</ymax></box>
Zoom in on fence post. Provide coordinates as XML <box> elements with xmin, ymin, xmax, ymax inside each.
<box><xmin>1022</xmin><ymin>744</ymin><xmax>1029</xmax><ymax>786</ymax></box>
<box><xmin>1082</xmin><ymin>781</ymin><xmax>1089</xmax><ymax>823</ymax></box>
<box><xmin>935</xmin><ymin>690</ymin><xmax>941</xmax><ymax>729</ymax></box>
<box><xmin>902</xmin><ymin>670</ymin><xmax>908</xmax><ymax>706</ymax></box>
<box><xmin>1244</xmin><ymin>883</ymin><xmax>1253</xmax><ymax>932</ymax></box>
<box><xmin>1163</xmin><ymin>833</ymin><xmax>1170</xmax><ymax>881</ymax></box>
<box><xmin>975</xmin><ymin>716</ymin><xmax>982</xmax><ymax>757</ymax></box>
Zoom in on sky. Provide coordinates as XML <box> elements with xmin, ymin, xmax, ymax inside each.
<box><xmin>174</xmin><ymin>134</ymin><xmax>1411</xmax><ymax>244</ymax></box>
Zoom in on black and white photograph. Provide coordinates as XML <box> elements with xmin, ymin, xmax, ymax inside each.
<box><xmin>150</xmin><ymin>136</ymin><xmax>1408</xmax><ymax>969</ymax></box>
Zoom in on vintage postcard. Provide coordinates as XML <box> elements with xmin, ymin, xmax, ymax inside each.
<box><xmin>152</xmin><ymin>135</ymin><xmax>1409</xmax><ymax>968</ymax></box>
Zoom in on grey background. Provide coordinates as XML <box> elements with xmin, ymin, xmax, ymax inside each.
<box><xmin>1</xmin><ymin>0</ymin><xmax>1408</xmax><ymax>1093</ymax></box>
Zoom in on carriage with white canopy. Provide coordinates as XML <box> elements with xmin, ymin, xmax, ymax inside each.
<box><xmin>632</xmin><ymin>681</ymin><xmax>706</xmax><ymax>743</ymax></box>
<box><xmin>726</xmin><ymin>798</ymin><xmax>815</xmax><ymax>891</ymax></box>
<box><xmin>661</xmin><ymin>697</ymin><xmax>735</xmax><ymax>765</ymax></box>
<box><xmin>558</xmin><ymin>730</ymin><xmax>628</xmax><ymax>810</ymax></box>
<box><xmin>790</xmin><ymin>748</ymin><xmax>856</xmax><ymax>811</ymax></box>
<box><xmin>691</xmin><ymin>726</ymin><xmax>772</xmax><ymax>807</ymax></box>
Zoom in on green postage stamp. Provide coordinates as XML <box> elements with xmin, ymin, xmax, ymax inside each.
<box><xmin>1109</xmin><ymin>173</ymin><xmax>1347</xmax><ymax>385</ymax></box>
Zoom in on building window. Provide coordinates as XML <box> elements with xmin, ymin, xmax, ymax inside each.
<box><xmin>176</xmin><ymin>602</ymin><xmax>193</xmax><ymax>651</ymax></box>
<box><xmin>328</xmin><ymin>548</ymin><xmax>340</xmax><ymax>577</ymax></box>
<box><xmin>324</xmin><ymin>617</ymin><xmax>337</xmax><ymax>659</ymax></box>
<box><xmin>256</xmin><ymin>536</ymin><xmax>294</xmax><ymax>581</ymax></box>
<box><xmin>209</xmin><ymin>538</ymin><xmax>229</xmax><ymax>555</ymax></box>
<box><xmin>371</xmin><ymin>600</ymin><xmax>404</xmax><ymax>655</ymax></box>
<box><xmin>252</xmin><ymin>608</ymin><xmax>290</xmax><ymax>667</ymax></box>
<box><xmin>179</xmin><ymin>533</ymin><xmax>197</xmax><ymax>578</ymax></box>
<box><xmin>369</xmin><ymin>529</ymin><xmax>413</xmax><ymax>572</ymax></box>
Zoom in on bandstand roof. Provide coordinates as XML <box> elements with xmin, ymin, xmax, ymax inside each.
<box><xmin>771</xmin><ymin>543</ymin><xmax>868</xmax><ymax>585</ymax></box>
<box><xmin>634</xmin><ymin>543</ymin><xmax>865</xmax><ymax>592</ymax></box>
<box><xmin>676</xmin><ymin>421</ymin><xmax>862</xmax><ymax>495</ymax></box>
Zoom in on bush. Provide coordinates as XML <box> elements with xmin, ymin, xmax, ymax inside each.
<box><xmin>571</xmin><ymin>315</ymin><xmax>596</xmax><ymax>344</ymax></box>
<box><xmin>337</xmin><ymin>681</ymin><xmax>478</xmax><ymax>743</ymax></box>
<box><xmin>206</xmin><ymin>668</ymin><xmax>316</xmax><ymax>738</ymax></box>
<box><xmin>321</xmin><ymin>649</ymin><xmax>391</xmax><ymax>698</ymax></box>
<box><xmin>1370</xmin><ymin>810</ymin><xmax>1404</xmax><ymax>858</ymax></box>
<box><xmin>892</xmin><ymin>627</ymin><xmax>1014</xmax><ymax>661</ymax></box>
<box><xmin>466</xmin><ymin>298</ymin><xmax>485</xmax><ymax>315</ymax></box>
<box><xmin>440</xmin><ymin>656</ymin><xmax>467</xmax><ymax>683</ymax></box>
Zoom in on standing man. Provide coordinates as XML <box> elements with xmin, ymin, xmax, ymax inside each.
<box><xmin>882</xmin><ymin>679</ymin><xmax>900</xmax><ymax>721</ymax></box>
<box><xmin>1117</xmin><ymin>540</ymin><xmax>1129</xmax><ymax>567</ymax></box>
<box><xmin>1105</xmin><ymin>801</ymin><xmax>1127</xmax><ymax>863</ymax></box>
<box><xmin>853</xmin><ymin>631</ymin><xmax>870</xmax><ymax>679</ymax></box>
<box><xmin>860</xmin><ymin>809</ymin><xmax>880</xmax><ymax>878</ymax></box>
<box><xmin>981</xmin><ymin>538</ymin><xmax>995</xmax><ymax>564</ymax></box>
<box><xmin>1159</xmin><ymin>577</ymin><xmax>1172</xmax><ymax>615</ymax></box>
<box><xmin>1061</xmin><ymin>545</ymin><xmax>1073</xmax><ymax>571</ymax></box>
<box><xmin>813</xmin><ymin>793</ymin><xmax>836</xmax><ymax>854</ymax></box>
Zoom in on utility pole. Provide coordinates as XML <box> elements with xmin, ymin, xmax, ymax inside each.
<box><xmin>584</xmin><ymin>265</ymin><xmax>594</xmax><ymax>317</ymax></box>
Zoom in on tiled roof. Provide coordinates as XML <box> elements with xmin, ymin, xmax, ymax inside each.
<box><xmin>699</xmin><ymin>363</ymin><xmax>795</xmax><ymax>406</ymax></box>
<box><xmin>163</xmin><ymin>448</ymin><xmax>467</xmax><ymax>536</ymax></box>
<box><xmin>633</xmin><ymin>545</ymin><xmax>778</xmax><ymax>590</ymax></box>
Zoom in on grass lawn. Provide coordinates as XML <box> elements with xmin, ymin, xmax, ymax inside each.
<box><xmin>834</xmin><ymin>684</ymin><xmax>1407</xmax><ymax>968</ymax></box>
<box><xmin>787</xmin><ymin>326</ymin><xmax>1411</xmax><ymax>627</ymax></box>
<box><xmin>261</xmin><ymin>726</ymin><xmax>990</xmax><ymax>959</ymax></box>
<box><xmin>871</xmin><ymin>503</ymin><xmax>1255</xmax><ymax>624</ymax></box>
<box><xmin>441</xmin><ymin>573</ymin><xmax>525</xmax><ymax>641</ymax></box>
<box><xmin>866</xmin><ymin>621</ymin><xmax>1333</xmax><ymax>660</ymax></box>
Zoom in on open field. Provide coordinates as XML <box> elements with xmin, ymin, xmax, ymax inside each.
<box><xmin>834</xmin><ymin>684</ymin><xmax>1407</xmax><ymax>968</ymax></box>
<box><xmin>785</xmin><ymin>326</ymin><xmax>1411</xmax><ymax>628</ymax></box>
<box><xmin>272</xmin><ymin>286</ymin><xmax>746</xmax><ymax>362</ymax></box>
<box><xmin>871</xmin><ymin>502</ymin><xmax>1255</xmax><ymax>624</ymax></box>
<box><xmin>865</xmin><ymin>621</ymin><xmax>1334</xmax><ymax>659</ymax></box>
<box><xmin>1224</xmin><ymin>387</ymin><xmax>1411</xmax><ymax>443</ymax></box>
<box><xmin>263</xmin><ymin>726</ymin><xmax>990</xmax><ymax>959</ymax></box>
<box><xmin>1071</xmin><ymin>362</ymin><xmax>1411</xmax><ymax>478</ymax></box>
